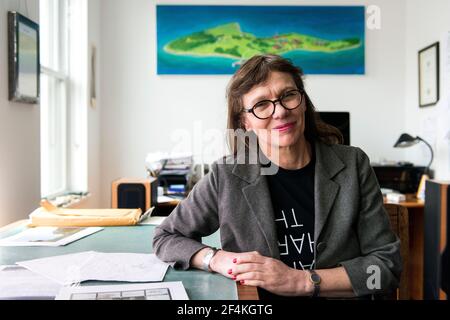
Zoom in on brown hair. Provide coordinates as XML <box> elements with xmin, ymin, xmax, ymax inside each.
<box><xmin>226</xmin><ymin>54</ymin><xmax>343</xmax><ymax>154</ymax></box>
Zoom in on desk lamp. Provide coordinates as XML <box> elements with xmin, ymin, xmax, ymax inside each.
<box><xmin>393</xmin><ymin>133</ymin><xmax>434</xmax><ymax>199</ymax></box>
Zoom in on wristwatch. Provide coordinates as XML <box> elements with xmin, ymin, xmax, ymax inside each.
<box><xmin>202</xmin><ymin>247</ymin><xmax>219</xmax><ymax>272</ymax></box>
<box><xmin>307</xmin><ymin>270</ymin><xmax>321</xmax><ymax>298</ymax></box>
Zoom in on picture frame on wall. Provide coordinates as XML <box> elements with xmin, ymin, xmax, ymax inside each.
<box><xmin>90</xmin><ymin>45</ymin><xmax>97</xmax><ymax>108</ymax></box>
<box><xmin>157</xmin><ymin>5</ymin><xmax>365</xmax><ymax>75</ymax></box>
<box><xmin>418</xmin><ymin>42</ymin><xmax>439</xmax><ymax>108</ymax></box>
<box><xmin>8</xmin><ymin>11</ymin><xmax>40</xmax><ymax>104</ymax></box>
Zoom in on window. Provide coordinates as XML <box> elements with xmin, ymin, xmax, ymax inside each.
<box><xmin>40</xmin><ymin>0</ymin><xmax>69</xmax><ymax>197</ymax></box>
<box><xmin>40</xmin><ymin>0</ymin><xmax>88</xmax><ymax>199</ymax></box>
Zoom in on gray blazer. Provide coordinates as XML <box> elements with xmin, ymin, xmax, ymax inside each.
<box><xmin>153</xmin><ymin>142</ymin><xmax>402</xmax><ymax>296</ymax></box>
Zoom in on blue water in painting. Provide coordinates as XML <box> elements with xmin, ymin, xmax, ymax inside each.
<box><xmin>157</xmin><ymin>6</ymin><xmax>365</xmax><ymax>75</ymax></box>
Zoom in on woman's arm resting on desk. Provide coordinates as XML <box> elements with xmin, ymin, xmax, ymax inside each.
<box><xmin>192</xmin><ymin>249</ymin><xmax>354</xmax><ymax>297</ymax></box>
<box><xmin>153</xmin><ymin>162</ymin><xmax>220</xmax><ymax>270</ymax></box>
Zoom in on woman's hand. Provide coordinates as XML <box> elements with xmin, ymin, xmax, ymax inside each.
<box><xmin>208</xmin><ymin>250</ymin><xmax>354</xmax><ymax>297</ymax></box>
<box><xmin>230</xmin><ymin>251</ymin><xmax>312</xmax><ymax>296</ymax></box>
<box><xmin>209</xmin><ymin>250</ymin><xmax>246</xmax><ymax>279</ymax></box>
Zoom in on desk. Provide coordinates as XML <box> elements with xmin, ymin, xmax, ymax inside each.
<box><xmin>384</xmin><ymin>194</ymin><xmax>424</xmax><ymax>300</ymax></box>
<box><xmin>0</xmin><ymin>221</ymin><xmax>258</xmax><ymax>300</ymax></box>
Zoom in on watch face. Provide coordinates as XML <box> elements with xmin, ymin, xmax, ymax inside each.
<box><xmin>311</xmin><ymin>273</ymin><xmax>321</xmax><ymax>284</ymax></box>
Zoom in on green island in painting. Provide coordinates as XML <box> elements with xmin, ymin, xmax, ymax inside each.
<box><xmin>164</xmin><ymin>22</ymin><xmax>362</xmax><ymax>61</ymax></box>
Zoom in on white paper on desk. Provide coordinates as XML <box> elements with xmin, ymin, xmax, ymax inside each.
<box><xmin>139</xmin><ymin>216</ymin><xmax>167</xmax><ymax>225</ymax></box>
<box><xmin>0</xmin><ymin>265</ymin><xmax>61</xmax><ymax>299</ymax></box>
<box><xmin>157</xmin><ymin>195</ymin><xmax>178</xmax><ymax>203</ymax></box>
<box><xmin>17</xmin><ymin>251</ymin><xmax>170</xmax><ymax>285</ymax></box>
<box><xmin>0</xmin><ymin>227</ymin><xmax>103</xmax><ymax>247</ymax></box>
<box><xmin>56</xmin><ymin>281</ymin><xmax>188</xmax><ymax>300</ymax></box>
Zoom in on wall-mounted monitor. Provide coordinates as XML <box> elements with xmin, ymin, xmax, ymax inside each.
<box><xmin>318</xmin><ymin>112</ymin><xmax>350</xmax><ymax>146</ymax></box>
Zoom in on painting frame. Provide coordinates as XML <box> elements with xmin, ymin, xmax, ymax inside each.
<box><xmin>418</xmin><ymin>42</ymin><xmax>439</xmax><ymax>108</ymax></box>
<box><xmin>8</xmin><ymin>11</ymin><xmax>40</xmax><ymax>104</ymax></box>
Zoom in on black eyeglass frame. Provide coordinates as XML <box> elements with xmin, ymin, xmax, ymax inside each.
<box><xmin>243</xmin><ymin>89</ymin><xmax>304</xmax><ymax>120</ymax></box>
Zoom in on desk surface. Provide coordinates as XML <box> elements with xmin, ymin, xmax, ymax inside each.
<box><xmin>384</xmin><ymin>194</ymin><xmax>424</xmax><ymax>209</ymax></box>
<box><xmin>0</xmin><ymin>222</ymin><xmax>257</xmax><ymax>300</ymax></box>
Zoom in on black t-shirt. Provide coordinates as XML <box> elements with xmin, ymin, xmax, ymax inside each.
<box><xmin>266</xmin><ymin>154</ymin><xmax>316</xmax><ymax>271</ymax></box>
<box><xmin>257</xmin><ymin>153</ymin><xmax>316</xmax><ymax>300</ymax></box>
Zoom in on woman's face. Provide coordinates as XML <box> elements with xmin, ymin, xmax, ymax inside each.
<box><xmin>242</xmin><ymin>71</ymin><xmax>306</xmax><ymax>149</ymax></box>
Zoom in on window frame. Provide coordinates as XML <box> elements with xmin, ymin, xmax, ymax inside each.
<box><xmin>40</xmin><ymin>0</ymin><xmax>88</xmax><ymax>199</ymax></box>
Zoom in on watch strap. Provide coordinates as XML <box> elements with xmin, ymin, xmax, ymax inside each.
<box><xmin>202</xmin><ymin>248</ymin><xmax>218</xmax><ymax>272</ymax></box>
<box><xmin>308</xmin><ymin>269</ymin><xmax>321</xmax><ymax>298</ymax></box>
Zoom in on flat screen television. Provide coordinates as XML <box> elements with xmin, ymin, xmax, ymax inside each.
<box><xmin>318</xmin><ymin>112</ymin><xmax>350</xmax><ymax>146</ymax></box>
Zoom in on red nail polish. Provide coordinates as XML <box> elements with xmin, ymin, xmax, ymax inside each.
<box><xmin>240</xmin><ymin>280</ymin><xmax>245</xmax><ymax>284</ymax></box>
<box><xmin>233</xmin><ymin>258</ymin><xmax>237</xmax><ymax>263</ymax></box>
<box><xmin>228</xmin><ymin>269</ymin><xmax>232</xmax><ymax>274</ymax></box>
<box><xmin>232</xmin><ymin>275</ymin><xmax>236</xmax><ymax>280</ymax></box>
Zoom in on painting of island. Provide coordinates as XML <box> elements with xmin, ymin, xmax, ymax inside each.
<box><xmin>157</xmin><ymin>5</ymin><xmax>365</xmax><ymax>75</ymax></box>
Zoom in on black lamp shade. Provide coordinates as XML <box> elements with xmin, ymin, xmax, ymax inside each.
<box><xmin>393</xmin><ymin>133</ymin><xmax>434</xmax><ymax>175</ymax></box>
<box><xmin>394</xmin><ymin>133</ymin><xmax>419</xmax><ymax>148</ymax></box>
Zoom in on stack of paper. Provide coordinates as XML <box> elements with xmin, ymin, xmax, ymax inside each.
<box><xmin>139</xmin><ymin>215</ymin><xmax>167</xmax><ymax>226</ymax></box>
<box><xmin>386</xmin><ymin>192</ymin><xmax>406</xmax><ymax>203</ymax></box>
<box><xmin>0</xmin><ymin>265</ymin><xmax>61</xmax><ymax>300</ymax></box>
<box><xmin>17</xmin><ymin>251</ymin><xmax>170</xmax><ymax>285</ymax></box>
<box><xmin>0</xmin><ymin>227</ymin><xmax>103</xmax><ymax>247</ymax></box>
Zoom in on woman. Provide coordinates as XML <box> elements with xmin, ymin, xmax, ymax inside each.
<box><xmin>153</xmin><ymin>54</ymin><xmax>401</xmax><ymax>299</ymax></box>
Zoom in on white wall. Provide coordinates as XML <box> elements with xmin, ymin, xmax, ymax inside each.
<box><xmin>3</xmin><ymin>1</ymin><xmax>447</xmax><ymax>220</ymax></box>
<box><xmin>404</xmin><ymin>0</ymin><xmax>450</xmax><ymax>180</ymax></box>
<box><xmin>0</xmin><ymin>0</ymin><xmax>40</xmax><ymax>226</ymax></box>
<box><xmin>99</xmin><ymin>0</ymin><xmax>408</xmax><ymax>207</ymax></box>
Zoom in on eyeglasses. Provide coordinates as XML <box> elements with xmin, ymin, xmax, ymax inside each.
<box><xmin>243</xmin><ymin>89</ymin><xmax>304</xmax><ymax>120</ymax></box>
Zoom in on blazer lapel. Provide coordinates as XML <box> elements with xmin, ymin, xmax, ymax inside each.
<box><xmin>233</xmin><ymin>162</ymin><xmax>279</xmax><ymax>258</ymax></box>
<box><xmin>314</xmin><ymin>142</ymin><xmax>345</xmax><ymax>243</ymax></box>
